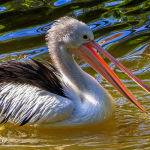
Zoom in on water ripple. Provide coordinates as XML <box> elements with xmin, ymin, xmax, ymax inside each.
<box><xmin>0</xmin><ymin>23</ymin><xmax>52</xmax><ymax>42</ymax></box>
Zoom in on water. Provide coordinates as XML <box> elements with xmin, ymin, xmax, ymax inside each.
<box><xmin>0</xmin><ymin>0</ymin><xmax>150</xmax><ymax>149</ymax></box>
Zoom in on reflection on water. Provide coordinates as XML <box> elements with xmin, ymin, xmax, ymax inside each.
<box><xmin>0</xmin><ymin>23</ymin><xmax>51</xmax><ymax>42</ymax></box>
<box><xmin>0</xmin><ymin>0</ymin><xmax>150</xmax><ymax>149</ymax></box>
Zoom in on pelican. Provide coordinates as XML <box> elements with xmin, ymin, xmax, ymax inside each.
<box><xmin>0</xmin><ymin>17</ymin><xmax>149</xmax><ymax>126</ymax></box>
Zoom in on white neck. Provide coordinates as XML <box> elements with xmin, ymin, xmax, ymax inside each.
<box><xmin>49</xmin><ymin>42</ymin><xmax>88</xmax><ymax>92</ymax></box>
<box><xmin>48</xmin><ymin>42</ymin><xmax>113</xmax><ymax>125</ymax></box>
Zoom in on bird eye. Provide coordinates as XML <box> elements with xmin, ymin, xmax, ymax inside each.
<box><xmin>83</xmin><ymin>35</ymin><xmax>88</xmax><ymax>40</ymax></box>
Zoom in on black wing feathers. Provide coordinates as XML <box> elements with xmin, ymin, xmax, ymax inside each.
<box><xmin>0</xmin><ymin>60</ymin><xmax>66</xmax><ymax>97</ymax></box>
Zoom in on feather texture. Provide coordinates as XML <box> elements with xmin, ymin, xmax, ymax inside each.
<box><xmin>0</xmin><ymin>60</ymin><xmax>66</xmax><ymax>97</ymax></box>
<box><xmin>0</xmin><ymin>60</ymin><xmax>74</xmax><ymax>125</ymax></box>
<box><xmin>0</xmin><ymin>83</ymin><xmax>74</xmax><ymax>125</ymax></box>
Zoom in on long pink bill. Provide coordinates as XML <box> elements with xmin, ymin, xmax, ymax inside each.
<box><xmin>90</xmin><ymin>41</ymin><xmax>150</xmax><ymax>93</ymax></box>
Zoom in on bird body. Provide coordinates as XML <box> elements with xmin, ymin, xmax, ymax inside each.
<box><xmin>0</xmin><ymin>16</ymin><xmax>148</xmax><ymax>126</ymax></box>
<box><xmin>0</xmin><ymin>60</ymin><xmax>113</xmax><ymax>126</ymax></box>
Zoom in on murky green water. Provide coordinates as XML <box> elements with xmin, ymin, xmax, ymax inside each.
<box><xmin>0</xmin><ymin>0</ymin><xmax>150</xmax><ymax>149</ymax></box>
